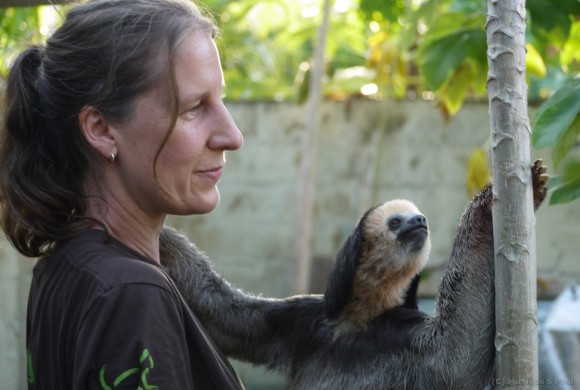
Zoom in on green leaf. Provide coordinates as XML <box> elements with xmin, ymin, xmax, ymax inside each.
<box><xmin>360</xmin><ymin>0</ymin><xmax>406</xmax><ymax>23</ymax></box>
<box><xmin>0</xmin><ymin>7</ymin><xmax>41</xmax><ymax>75</ymax></box>
<box><xmin>450</xmin><ymin>0</ymin><xmax>486</xmax><ymax>14</ymax></box>
<box><xmin>417</xmin><ymin>12</ymin><xmax>486</xmax><ymax>91</ymax></box>
<box><xmin>563</xmin><ymin>159</ymin><xmax>580</xmax><ymax>182</ymax></box>
<box><xmin>527</xmin><ymin>0</ymin><xmax>579</xmax><ymax>46</ymax></box>
<box><xmin>532</xmin><ymin>78</ymin><xmax>580</xmax><ymax>149</ymax></box>
<box><xmin>552</xmin><ymin>115</ymin><xmax>580</xmax><ymax>168</ymax></box>
<box><xmin>561</xmin><ymin>20</ymin><xmax>580</xmax><ymax>72</ymax></box>
<box><xmin>465</xmin><ymin>147</ymin><xmax>490</xmax><ymax>197</ymax></box>
<box><xmin>549</xmin><ymin>159</ymin><xmax>580</xmax><ymax>205</ymax></box>
<box><xmin>550</xmin><ymin>179</ymin><xmax>580</xmax><ymax>205</ymax></box>
<box><xmin>548</xmin><ymin>175</ymin><xmax>564</xmax><ymax>191</ymax></box>
<box><xmin>421</xmin><ymin>11</ymin><xmax>473</xmax><ymax>41</ymax></box>
<box><xmin>526</xmin><ymin>43</ymin><xmax>546</xmax><ymax>78</ymax></box>
<box><xmin>439</xmin><ymin>62</ymin><xmax>474</xmax><ymax>116</ymax></box>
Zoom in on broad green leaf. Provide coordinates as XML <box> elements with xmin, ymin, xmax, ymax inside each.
<box><xmin>549</xmin><ymin>160</ymin><xmax>580</xmax><ymax>205</ymax></box>
<box><xmin>563</xmin><ymin>159</ymin><xmax>580</xmax><ymax>182</ymax></box>
<box><xmin>532</xmin><ymin>78</ymin><xmax>580</xmax><ymax>148</ymax></box>
<box><xmin>552</xmin><ymin>115</ymin><xmax>580</xmax><ymax>168</ymax></box>
<box><xmin>561</xmin><ymin>20</ymin><xmax>580</xmax><ymax>72</ymax></box>
<box><xmin>527</xmin><ymin>0</ymin><xmax>578</xmax><ymax>46</ymax></box>
<box><xmin>360</xmin><ymin>0</ymin><xmax>406</xmax><ymax>23</ymax></box>
<box><xmin>439</xmin><ymin>62</ymin><xmax>473</xmax><ymax>116</ymax></box>
<box><xmin>465</xmin><ymin>147</ymin><xmax>490</xmax><ymax>197</ymax></box>
<box><xmin>422</xmin><ymin>11</ymin><xmax>481</xmax><ymax>42</ymax></box>
<box><xmin>450</xmin><ymin>0</ymin><xmax>486</xmax><ymax>14</ymax></box>
<box><xmin>470</xmin><ymin>67</ymin><xmax>488</xmax><ymax>95</ymax></box>
<box><xmin>550</xmin><ymin>179</ymin><xmax>580</xmax><ymax>205</ymax></box>
<box><xmin>417</xmin><ymin>12</ymin><xmax>486</xmax><ymax>91</ymax></box>
<box><xmin>548</xmin><ymin>175</ymin><xmax>564</xmax><ymax>191</ymax></box>
<box><xmin>526</xmin><ymin>43</ymin><xmax>546</xmax><ymax>78</ymax></box>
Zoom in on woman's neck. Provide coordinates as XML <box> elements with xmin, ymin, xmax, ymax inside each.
<box><xmin>83</xmin><ymin>183</ymin><xmax>165</xmax><ymax>264</ymax></box>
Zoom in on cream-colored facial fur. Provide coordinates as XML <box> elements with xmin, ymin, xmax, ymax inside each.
<box><xmin>340</xmin><ymin>200</ymin><xmax>431</xmax><ymax>327</ymax></box>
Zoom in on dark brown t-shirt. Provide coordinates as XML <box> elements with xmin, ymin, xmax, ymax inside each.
<box><xmin>26</xmin><ymin>229</ymin><xmax>244</xmax><ymax>389</ymax></box>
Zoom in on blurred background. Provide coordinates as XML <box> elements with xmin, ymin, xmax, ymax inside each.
<box><xmin>1</xmin><ymin>0</ymin><xmax>579</xmax><ymax>388</ymax></box>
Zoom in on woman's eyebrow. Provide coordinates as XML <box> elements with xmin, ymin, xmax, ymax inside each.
<box><xmin>181</xmin><ymin>83</ymin><xmax>226</xmax><ymax>103</ymax></box>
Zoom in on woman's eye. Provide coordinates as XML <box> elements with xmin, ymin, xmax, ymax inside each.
<box><xmin>181</xmin><ymin>103</ymin><xmax>202</xmax><ymax>119</ymax></box>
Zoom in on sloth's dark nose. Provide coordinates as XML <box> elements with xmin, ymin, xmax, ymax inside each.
<box><xmin>409</xmin><ymin>214</ymin><xmax>427</xmax><ymax>227</ymax></box>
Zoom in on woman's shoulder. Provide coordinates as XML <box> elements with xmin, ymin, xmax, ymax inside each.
<box><xmin>48</xmin><ymin>229</ymin><xmax>174</xmax><ymax>293</ymax></box>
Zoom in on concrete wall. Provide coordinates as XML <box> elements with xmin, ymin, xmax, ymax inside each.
<box><xmin>1</xmin><ymin>100</ymin><xmax>579</xmax><ymax>389</ymax></box>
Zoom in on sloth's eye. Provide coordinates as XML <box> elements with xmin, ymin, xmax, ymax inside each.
<box><xmin>388</xmin><ymin>217</ymin><xmax>402</xmax><ymax>230</ymax></box>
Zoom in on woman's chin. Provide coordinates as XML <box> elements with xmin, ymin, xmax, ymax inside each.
<box><xmin>176</xmin><ymin>190</ymin><xmax>221</xmax><ymax>216</ymax></box>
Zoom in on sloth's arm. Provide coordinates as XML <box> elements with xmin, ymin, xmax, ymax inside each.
<box><xmin>412</xmin><ymin>160</ymin><xmax>548</xmax><ymax>388</ymax></box>
<box><xmin>159</xmin><ymin>229</ymin><xmax>318</xmax><ymax>367</ymax></box>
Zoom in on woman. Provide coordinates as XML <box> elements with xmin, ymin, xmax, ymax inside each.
<box><xmin>0</xmin><ymin>0</ymin><xmax>244</xmax><ymax>388</ymax></box>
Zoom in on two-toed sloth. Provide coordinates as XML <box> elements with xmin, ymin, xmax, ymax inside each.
<box><xmin>160</xmin><ymin>160</ymin><xmax>549</xmax><ymax>389</ymax></box>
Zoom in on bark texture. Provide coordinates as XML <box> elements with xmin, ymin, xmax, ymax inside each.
<box><xmin>486</xmin><ymin>0</ymin><xmax>539</xmax><ymax>387</ymax></box>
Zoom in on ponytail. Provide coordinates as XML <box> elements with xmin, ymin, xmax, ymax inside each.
<box><xmin>4</xmin><ymin>47</ymin><xmax>43</xmax><ymax>143</ymax></box>
<box><xmin>0</xmin><ymin>47</ymin><xmax>92</xmax><ymax>257</ymax></box>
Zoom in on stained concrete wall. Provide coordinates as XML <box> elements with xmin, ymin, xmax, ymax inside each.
<box><xmin>1</xmin><ymin>100</ymin><xmax>578</xmax><ymax>389</ymax></box>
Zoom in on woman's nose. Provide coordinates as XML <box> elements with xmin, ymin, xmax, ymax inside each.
<box><xmin>209</xmin><ymin>102</ymin><xmax>244</xmax><ymax>151</ymax></box>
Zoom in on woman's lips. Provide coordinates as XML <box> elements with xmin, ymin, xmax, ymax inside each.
<box><xmin>196</xmin><ymin>166</ymin><xmax>223</xmax><ymax>182</ymax></box>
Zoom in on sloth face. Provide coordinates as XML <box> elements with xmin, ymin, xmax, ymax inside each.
<box><xmin>387</xmin><ymin>212</ymin><xmax>429</xmax><ymax>252</ymax></box>
<box><xmin>336</xmin><ymin>199</ymin><xmax>432</xmax><ymax>322</ymax></box>
<box><xmin>363</xmin><ymin>199</ymin><xmax>432</xmax><ymax>274</ymax></box>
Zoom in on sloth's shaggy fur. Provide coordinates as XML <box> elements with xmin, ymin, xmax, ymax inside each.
<box><xmin>160</xmin><ymin>160</ymin><xmax>548</xmax><ymax>390</ymax></box>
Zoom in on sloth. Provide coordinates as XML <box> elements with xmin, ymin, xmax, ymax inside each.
<box><xmin>323</xmin><ymin>198</ymin><xmax>431</xmax><ymax>328</ymax></box>
<box><xmin>160</xmin><ymin>160</ymin><xmax>549</xmax><ymax>389</ymax></box>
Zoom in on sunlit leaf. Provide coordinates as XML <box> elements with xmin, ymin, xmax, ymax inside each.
<box><xmin>0</xmin><ymin>7</ymin><xmax>43</xmax><ymax>76</ymax></box>
<box><xmin>532</xmin><ymin>78</ymin><xmax>580</xmax><ymax>149</ymax></box>
<box><xmin>549</xmin><ymin>178</ymin><xmax>580</xmax><ymax>205</ymax></box>
<box><xmin>439</xmin><ymin>62</ymin><xmax>473</xmax><ymax>116</ymax></box>
<box><xmin>548</xmin><ymin>158</ymin><xmax>580</xmax><ymax>205</ymax></box>
<box><xmin>527</xmin><ymin>0</ymin><xmax>579</xmax><ymax>46</ymax></box>
<box><xmin>465</xmin><ymin>147</ymin><xmax>490</xmax><ymax>197</ymax></box>
<box><xmin>359</xmin><ymin>0</ymin><xmax>406</xmax><ymax>23</ymax></box>
<box><xmin>450</xmin><ymin>0</ymin><xmax>485</xmax><ymax>13</ymax></box>
<box><xmin>560</xmin><ymin>20</ymin><xmax>580</xmax><ymax>73</ymax></box>
<box><xmin>246</xmin><ymin>3</ymin><xmax>288</xmax><ymax>41</ymax></box>
<box><xmin>525</xmin><ymin>43</ymin><xmax>546</xmax><ymax>78</ymax></box>
<box><xmin>552</xmin><ymin>115</ymin><xmax>580</xmax><ymax>169</ymax></box>
<box><xmin>417</xmin><ymin>12</ymin><xmax>486</xmax><ymax>91</ymax></box>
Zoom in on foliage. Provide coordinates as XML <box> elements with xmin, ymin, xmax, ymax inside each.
<box><xmin>546</xmin><ymin>159</ymin><xmax>580</xmax><ymax>205</ymax></box>
<box><xmin>0</xmin><ymin>7</ymin><xmax>42</xmax><ymax>75</ymax></box>
<box><xmin>0</xmin><ymin>0</ymin><xmax>578</xmax><ymax>202</ymax></box>
<box><xmin>202</xmin><ymin>0</ymin><xmax>369</xmax><ymax>101</ymax></box>
<box><xmin>532</xmin><ymin>78</ymin><xmax>580</xmax><ymax>204</ymax></box>
<box><xmin>361</xmin><ymin>0</ymin><xmax>579</xmax><ymax>110</ymax></box>
<box><xmin>465</xmin><ymin>147</ymin><xmax>490</xmax><ymax>198</ymax></box>
<box><xmin>361</xmin><ymin>0</ymin><xmax>579</xmax><ymax>203</ymax></box>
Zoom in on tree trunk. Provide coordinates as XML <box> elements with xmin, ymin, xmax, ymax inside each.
<box><xmin>486</xmin><ymin>0</ymin><xmax>539</xmax><ymax>388</ymax></box>
<box><xmin>293</xmin><ymin>0</ymin><xmax>333</xmax><ymax>294</ymax></box>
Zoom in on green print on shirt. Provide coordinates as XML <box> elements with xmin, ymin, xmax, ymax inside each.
<box><xmin>99</xmin><ymin>348</ymin><xmax>159</xmax><ymax>390</ymax></box>
<box><xmin>27</xmin><ymin>349</ymin><xmax>35</xmax><ymax>384</ymax></box>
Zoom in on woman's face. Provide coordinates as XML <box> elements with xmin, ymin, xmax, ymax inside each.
<box><xmin>111</xmin><ymin>30</ymin><xmax>243</xmax><ymax>219</ymax></box>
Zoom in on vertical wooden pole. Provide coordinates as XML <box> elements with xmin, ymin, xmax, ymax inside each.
<box><xmin>486</xmin><ymin>0</ymin><xmax>539</xmax><ymax>388</ymax></box>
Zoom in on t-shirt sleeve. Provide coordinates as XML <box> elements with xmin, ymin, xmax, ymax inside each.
<box><xmin>73</xmin><ymin>282</ymin><xmax>195</xmax><ymax>389</ymax></box>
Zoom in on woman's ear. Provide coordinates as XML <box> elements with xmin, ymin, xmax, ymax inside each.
<box><xmin>79</xmin><ymin>105</ymin><xmax>117</xmax><ymax>160</ymax></box>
